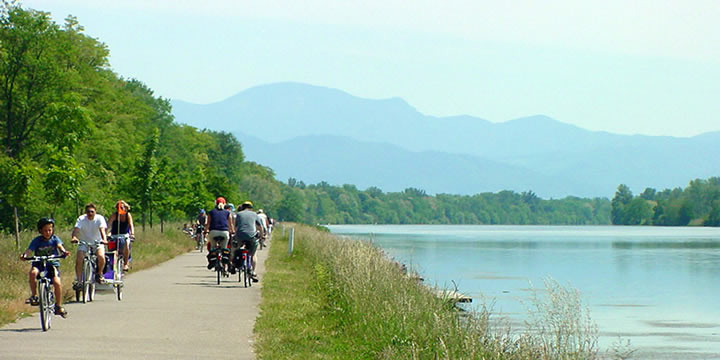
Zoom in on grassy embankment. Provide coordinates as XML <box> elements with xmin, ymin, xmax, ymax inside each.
<box><xmin>0</xmin><ymin>224</ymin><xmax>194</xmax><ymax>327</ymax></box>
<box><xmin>256</xmin><ymin>224</ymin><xmax>604</xmax><ymax>360</ymax></box>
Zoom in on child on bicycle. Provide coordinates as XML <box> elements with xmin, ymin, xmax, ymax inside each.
<box><xmin>20</xmin><ymin>218</ymin><xmax>71</xmax><ymax>318</ymax></box>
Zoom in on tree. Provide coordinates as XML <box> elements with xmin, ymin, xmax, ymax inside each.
<box><xmin>132</xmin><ymin>129</ymin><xmax>159</xmax><ymax>230</ymax></box>
<box><xmin>0</xmin><ymin>5</ymin><xmax>107</xmax><ymax>240</ymax></box>
<box><xmin>705</xmin><ymin>200</ymin><xmax>720</xmax><ymax>227</ymax></box>
<box><xmin>639</xmin><ymin>187</ymin><xmax>656</xmax><ymax>201</ymax></box>
<box><xmin>277</xmin><ymin>189</ymin><xmax>304</xmax><ymax>222</ymax></box>
<box><xmin>43</xmin><ymin>147</ymin><xmax>85</xmax><ymax>218</ymax></box>
<box><xmin>611</xmin><ymin>184</ymin><xmax>633</xmax><ymax>225</ymax></box>
<box><xmin>624</xmin><ymin>198</ymin><xmax>653</xmax><ymax>225</ymax></box>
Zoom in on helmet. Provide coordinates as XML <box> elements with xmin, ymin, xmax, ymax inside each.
<box><xmin>240</xmin><ymin>201</ymin><xmax>253</xmax><ymax>210</ymax></box>
<box><xmin>37</xmin><ymin>217</ymin><xmax>55</xmax><ymax>231</ymax></box>
<box><xmin>216</xmin><ymin>197</ymin><xmax>226</xmax><ymax>205</ymax></box>
<box><xmin>257</xmin><ymin>209</ymin><xmax>264</xmax><ymax>214</ymax></box>
<box><xmin>199</xmin><ymin>209</ymin><xmax>205</xmax><ymax>214</ymax></box>
<box><xmin>227</xmin><ymin>203</ymin><xmax>235</xmax><ymax>212</ymax></box>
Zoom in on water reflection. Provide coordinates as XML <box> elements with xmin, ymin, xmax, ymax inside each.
<box><xmin>612</xmin><ymin>240</ymin><xmax>720</xmax><ymax>249</ymax></box>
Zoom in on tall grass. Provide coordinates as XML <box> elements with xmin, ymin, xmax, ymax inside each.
<box><xmin>0</xmin><ymin>223</ymin><xmax>193</xmax><ymax>327</ymax></box>
<box><xmin>256</xmin><ymin>224</ymin><xmax>606</xmax><ymax>359</ymax></box>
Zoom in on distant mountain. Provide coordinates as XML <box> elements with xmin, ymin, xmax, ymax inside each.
<box><xmin>172</xmin><ymin>82</ymin><xmax>720</xmax><ymax>198</ymax></box>
<box><xmin>236</xmin><ymin>133</ymin><xmax>586</xmax><ymax>197</ymax></box>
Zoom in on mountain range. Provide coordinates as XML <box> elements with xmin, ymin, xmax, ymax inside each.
<box><xmin>171</xmin><ymin>82</ymin><xmax>720</xmax><ymax>198</ymax></box>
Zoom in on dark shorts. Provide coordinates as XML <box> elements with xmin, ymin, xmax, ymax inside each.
<box><xmin>241</xmin><ymin>239</ymin><xmax>258</xmax><ymax>256</ymax></box>
<box><xmin>31</xmin><ymin>262</ymin><xmax>59</xmax><ymax>278</ymax></box>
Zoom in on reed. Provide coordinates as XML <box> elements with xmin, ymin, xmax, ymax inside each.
<box><xmin>256</xmin><ymin>223</ymin><xmax>607</xmax><ymax>359</ymax></box>
<box><xmin>0</xmin><ymin>223</ymin><xmax>193</xmax><ymax>327</ymax></box>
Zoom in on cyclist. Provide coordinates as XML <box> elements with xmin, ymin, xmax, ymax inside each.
<box><xmin>20</xmin><ymin>218</ymin><xmax>70</xmax><ymax>318</ymax></box>
<box><xmin>195</xmin><ymin>209</ymin><xmax>207</xmax><ymax>248</ymax></box>
<box><xmin>106</xmin><ymin>200</ymin><xmax>134</xmax><ymax>271</ymax></box>
<box><xmin>224</xmin><ymin>203</ymin><xmax>237</xmax><ymax>229</ymax></box>
<box><xmin>257</xmin><ymin>209</ymin><xmax>269</xmax><ymax>235</ymax></box>
<box><xmin>72</xmin><ymin>203</ymin><xmax>108</xmax><ymax>286</ymax></box>
<box><xmin>204</xmin><ymin>197</ymin><xmax>234</xmax><ymax>269</ymax></box>
<box><xmin>233</xmin><ymin>201</ymin><xmax>264</xmax><ymax>282</ymax></box>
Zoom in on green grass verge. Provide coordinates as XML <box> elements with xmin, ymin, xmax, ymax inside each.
<box><xmin>0</xmin><ymin>223</ymin><xmax>193</xmax><ymax>327</ymax></box>
<box><xmin>254</xmin><ymin>226</ymin><xmax>353</xmax><ymax>359</ymax></box>
<box><xmin>255</xmin><ymin>224</ymin><xmax>602</xmax><ymax>360</ymax></box>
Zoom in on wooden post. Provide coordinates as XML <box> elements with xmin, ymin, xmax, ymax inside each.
<box><xmin>14</xmin><ymin>207</ymin><xmax>20</xmax><ymax>249</ymax></box>
<box><xmin>288</xmin><ymin>228</ymin><xmax>294</xmax><ymax>255</ymax></box>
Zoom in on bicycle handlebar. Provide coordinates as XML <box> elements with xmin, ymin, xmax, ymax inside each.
<box><xmin>75</xmin><ymin>240</ymin><xmax>107</xmax><ymax>246</ymax></box>
<box><xmin>23</xmin><ymin>254</ymin><xmax>67</xmax><ymax>261</ymax></box>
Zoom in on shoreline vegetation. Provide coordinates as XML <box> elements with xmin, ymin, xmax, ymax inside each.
<box><xmin>256</xmin><ymin>223</ymin><xmax>629</xmax><ymax>359</ymax></box>
<box><xmin>0</xmin><ymin>224</ymin><xmax>193</xmax><ymax>327</ymax></box>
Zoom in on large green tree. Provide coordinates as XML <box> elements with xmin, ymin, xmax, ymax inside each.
<box><xmin>611</xmin><ymin>184</ymin><xmax>633</xmax><ymax>225</ymax></box>
<box><xmin>0</xmin><ymin>4</ymin><xmax>107</xmax><ymax>242</ymax></box>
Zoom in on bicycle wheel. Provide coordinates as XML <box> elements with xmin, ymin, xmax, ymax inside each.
<box><xmin>46</xmin><ymin>286</ymin><xmax>54</xmax><ymax>330</ymax></box>
<box><xmin>88</xmin><ymin>281</ymin><xmax>95</xmax><ymax>302</ymax></box>
<box><xmin>38</xmin><ymin>282</ymin><xmax>50</xmax><ymax>331</ymax></box>
<box><xmin>245</xmin><ymin>259</ymin><xmax>253</xmax><ymax>288</ymax></box>
<box><xmin>116</xmin><ymin>258</ymin><xmax>124</xmax><ymax>301</ymax></box>
<box><xmin>215</xmin><ymin>259</ymin><xmax>221</xmax><ymax>285</ymax></box>
<box><xmin>82</xmin><ymin>259</ymin><xmax>92</xmax><ymax>304</ymax></box>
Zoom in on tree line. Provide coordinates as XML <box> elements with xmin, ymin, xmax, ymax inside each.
<box><xmin>255</xmin><ymin>180</ymin><xmax>611</xmax><ymax>225</ymax></box>
<box><xmin>611</xmin><ymin>177</ymin><xmax>720</xmax><ymax>226</ymax></box>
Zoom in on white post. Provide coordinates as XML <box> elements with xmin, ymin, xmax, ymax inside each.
<box><xmin>288</xmin><ymin>228</ymin><xmax>294</xmax><ymax>254</ymax></box>
<box><xmin>282</xmin><ymin>223</ymin><xmax>285</xmax><ymax>236</ymax></box>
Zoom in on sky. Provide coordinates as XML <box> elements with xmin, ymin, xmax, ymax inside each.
<box><xmin>20</xmin><ymin>0</ymin><xmax>720</xmax><ymax>137</ymax></box>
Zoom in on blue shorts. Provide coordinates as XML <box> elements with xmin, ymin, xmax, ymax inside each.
<box><xmin>31</xmin><ymin>262</ymin><xmax>59</xmax><ymax>278</ymax></box>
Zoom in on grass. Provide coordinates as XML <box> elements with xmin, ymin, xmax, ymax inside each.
<box><xmin>0</xmin><ymin>223</ymin><xmax>193</xmax><ymax>327</ymax></box>
<box><xmin>256</xmin><ymin>223</ymin><xmax>608</xmax><ymax>360</ymax></box>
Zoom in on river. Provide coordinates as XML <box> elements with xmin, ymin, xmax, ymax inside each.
<box><xmin>328</xmin><ymin>225</ymin><xmax>720</xmax><ymax>359</ymax></box>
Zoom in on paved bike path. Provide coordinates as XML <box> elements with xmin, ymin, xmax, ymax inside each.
<box><xmin>0</xmin><ymin>244</ymin><xmax>267</xmax><ymax>359</ymax></box>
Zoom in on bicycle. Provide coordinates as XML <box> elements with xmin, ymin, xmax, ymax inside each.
<box><xmin>195</xmin><ymin>225</ymin><xmax>205</xmax><ymax>252</ymax></box>
<box><xmin>23</xmin><ymin>254</ymin><xmax>66</xmax><ymax>331</ymax></box>
<box><xmin>75</xmin><ymin>240</ymin><xmax>99</xmax><ymax>303</ymax></box>
<box><xmin>235</xmin><ymin>248</ymin><xmax>253</xmax><ymax>288</ymax></box>
<box><xmin>209</xmin><ymin>237</ymin><xmax>230</xmax><ymax>285</ymax></box>
<box><xmin>258</xmin><ymin>234</ymin><xmax>266</xmax><ymax>250</ymax></box>
<box><xmin>106</xmin><ymin>234</ymin><xmax>130</xmax><ymax>301</ymax></box>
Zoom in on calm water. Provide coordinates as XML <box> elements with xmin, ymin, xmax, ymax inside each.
<box><xmin>328</xmin><ymin>225</ymin><xmax>720</xmax><ymax>359</ymax></box>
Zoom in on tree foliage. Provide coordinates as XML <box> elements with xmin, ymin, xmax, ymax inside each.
<box><xmin>0</xmin><ymin>4</ymin><xmax>249</xmax><ymax>233</ymax></box>
<box><xmin>611</xmin><ymin>178</ymin><xmax>720</xmax><ymax>226</ymax></box>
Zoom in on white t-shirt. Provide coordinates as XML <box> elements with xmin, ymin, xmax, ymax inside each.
<box><xmin>74</xmin><ymin>214</ymin><xmax>107</xmax><ymax>242</ymax></box>
<box><xmin>257</xmin><ymin>213</ymin><xmax>268</xmax><ymax>232</ymax></box>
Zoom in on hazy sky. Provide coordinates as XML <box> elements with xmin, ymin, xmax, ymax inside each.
<box><xmin>22</xmin><ymin>0</ymin><xmax>720</xmax><ymax>137</ymax></box>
